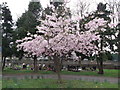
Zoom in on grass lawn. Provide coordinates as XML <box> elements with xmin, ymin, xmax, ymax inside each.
<box><xmin>2</xmin><ymin>78</ymin><xmax>118</xmax><ymax>88</ymax></box>
<box><xmin>0</xmin><ymin>80</ymin><xmax>1</xmax><ymax>89</ymax></box>
<box><xmin>3</xmin><ymin>69</ymin><xmax>119</xmax><ymax>78</ymax></box>
<box><xmin>61</xmin><ymin>69</ymin><xmax>119</xmax><ymax>77</ymax></box>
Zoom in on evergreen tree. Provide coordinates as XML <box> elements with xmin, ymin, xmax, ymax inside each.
<box><xmin>16</xmin><ymin>1</ymin><xmax>42</xmax><ymax>37</ymax></box>
<box><xmin>1</xmin><ymin>2</ymin><xmax>13</xmax><ymax>70</ymax></box>
<box><xmin>88</xmin><ymin>3</ymin><xmax>117</xmax><ymax>74</ymax></box>
<box><xmin>78</xmin><ymin>3</ymin><xmax>113</xmax><ymax>74</ymax></box>
<box><xmin>0</xmin><ymin>4</ymin><xmax>2</xmax><ymax>46</ymax></box>
<box><xmin>116</xmin><ymin>23</ymin><xmax>120</xmax><ymax>61</ymax></box>
<box><xmin>42</xmin><ymin>2</ymin><xmax>71</xmax><ymax>20</ymax></box>
<box><xmin>94</xmin><ymin>3</ymin><xmax>120</xmax><ymax>74</ymax></box>
<box><xmin>12</xmin><ymin>1</ymin><xmax>42</xmax><ymax>72</ymax></box>
<box><xmin>13</xmin><ymin>1</ymin><xmax>42</xmax><ymax>60</ymax></box>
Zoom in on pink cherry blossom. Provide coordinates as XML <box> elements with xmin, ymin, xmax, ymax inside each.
<box><xmin>16</xmin><ymin>5</ymin><xmax>110</xmax><ymax>58</ymax></box>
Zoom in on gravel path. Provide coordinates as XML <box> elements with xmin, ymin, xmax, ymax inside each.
<box><xmin>2</xmin><ymin>74</ymin><xmax>119</xmax><ymax>84</ymax></box>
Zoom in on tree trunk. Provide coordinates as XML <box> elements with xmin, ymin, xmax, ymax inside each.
<box><xmin>98</xmin><ymin>60</ymin><xmax>104</xmax><ymax>74</ymax></box>
<box><xmin>78</xmin><ymin>58</ymin><xmax>82</xmax><ymax>67</ymax></box>
<box><xmin>57</xmin><ymin>69</ymin><xmax>62</xmax><ymax>83</ymax></box>
<box><xmin>118</xmin><ymin>46</ymin><xmax>120</xmax><ymax>61</ymax></box>
<box><xmin>97</xmin><ymin>53</ymin><xmax>104</xmax><ymax>74</ymax></box>
<box><xmin>97</xmin><ymin>38</ymin><xmax>104</xmax><ymax>74</ymax></box>
<box><xmin>53</xmin><ymin>55</ymin><xmax>62</xmax><ymax>83</ymax></box>
<box><xmin>77</xmin><ymin>58</ymin><xmax>82</xmax><ymax>71</ymax></box>
<box><xmin>2</xmin><ymin>57</ymin><xmax>6</xmax><ymax>70</ymax></box>
<box><xmin>118</xmin><ymin>32</ymin><xmax>120</xmax><ymax>61</ymax></box>
<box><xmin>33</xmin><ymin>56</ymin><xmax>38</xmax><ymax>72</ymax></box>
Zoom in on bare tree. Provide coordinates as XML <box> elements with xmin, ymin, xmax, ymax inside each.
<box><xmin>116</xmin><ymin>1</ymin><xmax>120</xmax><ymax>22</ymax></box>
<box><xmin>105</xmin><ymin>0</ymin><xmax>120</xmax><ymax>23</ymax></box>
<box><xmin>73</xmin><ymin>0</ymin><xmax>90</xmax><ymax>17</ymax></box>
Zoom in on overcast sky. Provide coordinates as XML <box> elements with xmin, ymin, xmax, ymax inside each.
<box><xmin>0</xmin><ymin>0</ymin><xmax>105</xmax><ymax>21</ymax></box>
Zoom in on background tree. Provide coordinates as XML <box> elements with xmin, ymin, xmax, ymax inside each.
<box><xmin>12</xmin><ymin>1</ymin><xmax>42</xmax><ymax>72</ymax></box>
<box><xmin>73</xmin><ymin>0</ymin><xmax>90</xmax><ymax>17</ymax></box>
<box><xmin>1</xmin><ymin>2</ymin><xmax>13</xmax><ymax>70</ymax></box>
<box><xmin>93</xmin><ymin>2</ymin><xmax>119</xmax><ymax>74</ymax></box>
<box><xmin>0</xmin><ymin>4</ymin><xmax>2</xmax><ymax>46</ymax></box>
<box><xmin>106</xmin><ymin>0</ymin><xmax>120</xmax><ymax>61</ymax></box>
<box><xmin>115</xmin><ymin>0</ymin><xmax>120</xmax><ymax>61</ymax></box>
<box><xmin>76</xmin><ymin>2</ymin><xmax>115</xmax><ymax>74</ymax></box>
<box><xmin>95</xmin><ymin>3</ymin><xmax>111</xmax><ymax>74</ymax></box>
<box><xmin>15</xmin><ymin>1</ymin><xmax>42</xmax><ymax>38</ymax></box>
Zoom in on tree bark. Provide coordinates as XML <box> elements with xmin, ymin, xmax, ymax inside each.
<box><xmin>98</xmin><ymin>60</ymin><xmax>104</xmax><ymax>74</ymax></box>
<box><xmin>78</xmin><ymin>58</ymin><xmax>82</xmax><ymax>67</ymax></box>
<box><xmin>2</xmin><ymin>57</ymin><xmax>6</xmax><ymax>71</ymax></box>
<box><xmin>118</xmin><ymin>32</ymin><xmax>120</xmax><ymax>61</ymax></box>
<box><xmin>97</xmin><ymin>38</ymin><xmax>104</xmax><ymax>74</ymax></box>
<box><xmin>53</xmin><ymin>55</ymin><xmax>62</xmax><ymax>83</ymax></box>
<box><xmin>33</xmin><ymin>55</ymin><xmax>38</xmax><ymax>72</ymax></box>
<box><xmin>77</xmin><ymin>57</ymin><xmax>82</xmax><ymax>71</ymax></box>
<box><xmin>97</xmin><ymin>53</ymin><xmax>104</xmax><ymax>74</ymax></box>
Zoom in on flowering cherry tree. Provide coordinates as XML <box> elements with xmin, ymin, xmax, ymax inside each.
<box><xmin>16</xmin><ymin>5</ymin><xmax>108</xmax><ymax>83</ymax></box>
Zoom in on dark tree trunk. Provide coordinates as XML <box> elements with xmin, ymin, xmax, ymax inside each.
<box><xmin>53</xmin><ymin>55</ymin><xmax>62</xmax><ymax>83</ymax></box>
<box><xmin>33</xmin><ymin>55</ymin><xmax>38</xmax><ymax>72</ymax></box>
<box><xmin>77</xmin><ymin>57</ymin><xmax>82</xmax><ymax>71</ymax></box>
<box><xmin>97</xmin><ymin>38</ymin><xmax>104</xmax><ymax>74</ymax></box>
<box><xmin>2</xmin><ymin>57</ymin><xmax>6</xmax><ymax>71</ymax></box>
<box><xmin>78</xmin><ymin>58</ymin><xmax>82</xmax><ymax>67</ymax></box>
<box><xmin>98</xmin><ymin>60</ymin><xmax>104</xmax><ymax>74</ymax></box>
<box><xmin>118</xmin><ymin>32</ymin><xmax>120</xmax><ymax>61</ymax></box>
<box><xmin>97</xmin><ymin>55</ymin><xmax>104</xmax><ymax>74</ymax></box>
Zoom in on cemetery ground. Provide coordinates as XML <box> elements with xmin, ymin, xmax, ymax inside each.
<box><xmin>2</xmin><ymin>69</ymin><xmax>119</xmax><ymax>88</ymax></box>
<box><xmin>2</xmin><ymin>78</ymin><xmax>118</xmax><ymax>88</ymax></box>
<box><xmin>0</xmin><ymin>77</ymin><xmax>1</xmax><ymax>89</ymax></box>
<box><xmin>3</xmin><ymin>69</ymin><xmax>119</xmax><ymax>77</ymax></box>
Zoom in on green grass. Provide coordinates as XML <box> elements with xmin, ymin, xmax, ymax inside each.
<box><xmin>61</xmin><ymin>69</ymin><xmax>119</xmax><ymax>77</ymax></box>
<box><xmin>3</xmin><ymin>69</ymin><xmax>119</xmax><ymax>77</ymax></box>
<box><xmin>2</xmin><ymin>78</ymin><xmax>118</xmax><ymax>88</ymax></box>
<box><xmin>0</xmin><ymin>80</ymin><xmax>2</xmax><ymax>89</ymax></box>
